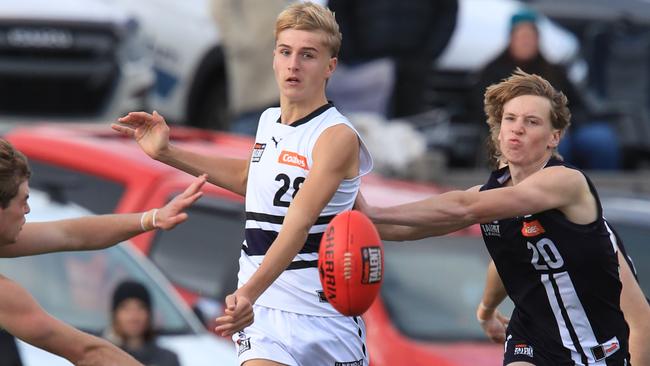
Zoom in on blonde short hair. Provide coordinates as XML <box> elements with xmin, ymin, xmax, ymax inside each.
<box><xmin>275</xmin><ymin>2</ymin><xmax>342</xmax><ymax>57</ymax></box>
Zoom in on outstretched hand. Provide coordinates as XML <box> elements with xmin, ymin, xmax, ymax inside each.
<box><xmin>353</xmin><ymin>191</ymin><xmax>371</xmax><ymax>216</ymax></box>
<box><xmin>155</xmin><ymin>174</ymin><xmax>207</xmax><ymax>230</ymax></box>
<box><xmin>214</xmin><ymin>291</ymin><xmax>254</xmax><ymax>337</ymax></box>
<box><xmin>111</xmin><ymin>111</ymin><xmax>170</xmax><ymax>159</ymax></box>
<box><xmin>478</xmin><ymin>309</ymin><xmax>510</xmax><ymax>344</ymax></box>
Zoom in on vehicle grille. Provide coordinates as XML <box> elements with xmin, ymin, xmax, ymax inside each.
<box><xmin>0</xmin><ymin>20</ymin><xmax>121</xmax><ymax>117</ymax></box>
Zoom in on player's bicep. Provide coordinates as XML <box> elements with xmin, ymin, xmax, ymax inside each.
<box><xmin>0</xmin><ymin>276</ymin><xmax>53</xmax><ymax>342</ymax></box>
<box><xmin>472</xmin><ymin>168</ymin><xmax>582</xmax><ymax>221</ymax></box>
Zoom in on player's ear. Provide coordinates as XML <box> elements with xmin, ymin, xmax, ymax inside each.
<box><xmin>326</xmin><ymin>57</ymin><xmax>337</xmax><ymax>78</ymax></box>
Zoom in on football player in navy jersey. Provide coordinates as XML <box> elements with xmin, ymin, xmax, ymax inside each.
<box><xmin>113</xmin><ymin>2</ymin><xmax>374</xmax><ymax>366</ymax></box>
<box><xmin>357</xmin><ymin>69</ymin><xmax>637</xmax><ymax>365</ymax></box>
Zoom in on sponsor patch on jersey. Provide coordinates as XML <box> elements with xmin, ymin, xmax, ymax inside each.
<box><xmin>521</xmin><ymin>219</ymin><xmax>545</xmax><ymax>237</ymax></box>
<box><xmin>335</xmin><ymin>359</ymin><xmax>363</xmax><ymax>366</ymax></box>
<box><xmin>251</xmin><ymin>143</ymin><xmax>267</xmax><ymax>163</ymax></box>
<box><xmin>236</xmin><ymin>332</ymin><xmax>251</xmax><ymax>356</ymax></box>
<box><xmin>278</xmin><ymin>150</ymin><xmax>309</xmax><ymax>170</ymax></box>
<box><xmin>481</xmin><ymin>222</ymin><xmax>501</xmax><ymax>237</ymax></box>
<box><xmin>361</xmin><ymin>247</ymin><xmax>382</xmax><ymax>284</ymax></box>
<box><xmin>514</xmin><ymin>343</ymin><xmax>534</xmax><ymax>358</ymax></box>
<box><xmin>591</xmin><ymin>337</ymin><xmax>620</xmax><ymax>361</ymax></box>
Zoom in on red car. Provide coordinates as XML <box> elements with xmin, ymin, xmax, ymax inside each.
<box><xmin>6</xmin><ymin>123</ymin><xmax>503</xmax><ymax>366</ymax></box>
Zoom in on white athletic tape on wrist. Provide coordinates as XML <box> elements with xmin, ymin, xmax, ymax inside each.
<box><xmin>152</xmin><ymin>209</ymin><xmax>159</xmax><ymax>229</ymax></box>
<box><xmin>140</xmin><ymin>211</ymin><xmax>148</xmax><ymax>231</ymax></box>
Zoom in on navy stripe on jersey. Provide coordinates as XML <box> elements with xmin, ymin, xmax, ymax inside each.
<box><xmin>244</xmin><ymin>228</ymin><xmax>322</xmax><ymax>255</ymax></box>
<box><xmin>286</xmin><ymin>260</ymin><xmax>318</xmax><ymax>270</ymax></box>
<box><xmin>275</xmin><ymin>102</ymin><xmax>334</xmax><ymax>127</ymax></box>
<box><xmin>246</xmin><ymin>211</ymin><xmax>335</xmax><ymax>226</ymax></box>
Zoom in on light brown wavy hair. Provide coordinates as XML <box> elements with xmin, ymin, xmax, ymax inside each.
<box><xmin>484</xmin><ymin>68</ymin><xmax>571</xmax><ymax>168</ymax></box>
<box><xmin>275</xmin><ymin>2</ymin><xmax>342</xmax><ymax>57</ymax></box>
<box><xmin>0</xmin><ymin>139</ymin><xmax>31</xmax><ymax>208</ymax></box>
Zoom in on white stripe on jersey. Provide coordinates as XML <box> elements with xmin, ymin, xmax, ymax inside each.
<box><xmin>541</xmin><ymin>272</ymin><xmax>607</xmax><ymax>365</ymax></box>
<box><xmin>245</xmin><ymin>219</ymin><xmax>329</xmax><ymax>234</ymax></box>
<box><xmin>604</xmin><ymin>221</ymin><xmax>620</xmax><ymax>254</ymax></box>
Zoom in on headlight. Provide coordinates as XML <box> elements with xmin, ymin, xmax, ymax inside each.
<box><xmin>118</xmin><ymin>17</ymin><xmax>153</xmax><ymax>63</ymax></box>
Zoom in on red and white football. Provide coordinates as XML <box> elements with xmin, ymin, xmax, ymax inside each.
<box><xmin>318</xmin><ymin>210</ymin><xmax>384</xmax><ymax>316</ymax></box>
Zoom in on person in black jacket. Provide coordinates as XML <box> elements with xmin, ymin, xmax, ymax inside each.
<box><xmin>328</xmin><ymin>0</ymin><xmax>458</xmax><ymax>118</ymax></box>
<box><xmin>105</xmin><ymin>280</ymin><xmax>181</xmax><ymax>366</ymax></box>
<box><xmin>472</xmin><ymin>9</ymin><xmax>621</xmax><ymax>170</ymax></box>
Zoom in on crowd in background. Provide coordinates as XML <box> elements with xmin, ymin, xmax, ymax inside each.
<box><xmin>212</xmin><ymin>0</ymin><xmax>650</xmax><ymax>172</ymax></box>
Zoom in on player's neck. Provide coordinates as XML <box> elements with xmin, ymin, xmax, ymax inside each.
<box><xmin>279</xmin><ymin>96</ymin><xmax>328</xmax><ymax>125</ymax></box>
<box><xmin>508</xmin><ymin>155</ymin><xmax>551</xmax><ymax>185</ymax></box>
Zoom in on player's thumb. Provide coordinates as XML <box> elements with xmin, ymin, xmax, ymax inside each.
<box><xmin>224</xmin><ymin>294</ymin><xmax>237</xmax><ymax>311</ymax></box>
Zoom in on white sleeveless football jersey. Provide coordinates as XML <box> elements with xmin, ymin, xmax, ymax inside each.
<box><xmin>239</xmin><ymin>103</ymin><xmax>372</xmax><ymax>316</ymax></box>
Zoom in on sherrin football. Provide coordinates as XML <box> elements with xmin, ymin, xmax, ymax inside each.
<box><xmin>318</xmin><ymin>210</ymin><xmax>384</xmax><ymax>316</ymax></box>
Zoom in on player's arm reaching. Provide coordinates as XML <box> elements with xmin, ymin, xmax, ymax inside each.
<box><xmin>0</xmin><ymin>275</ymin><xmax>142</xmax><ymax>366</ymax></box>
<box><xmin>355</xmin><ymin>188</ymin><xmax>481</xmax><ymax>241</ymax></box>
<box><xmin>112</xmin><ymin>111</ymin><xmax>250</xmax><ymax>196</ymax></box>
<box><xmin>214</xmin><ymin>124</ymin><xmax>360</xmax><ymax>336</ymax></box>
<box><xmin>476</xmin><ymin>260</ymin><xmax>509</xmax><ymax>344</ymax></box>
<box><xmin>0</xmin><ymin>175</ymin><xmax>205</xmax><ymax>258</ymax></box>
<box><xmin>362</xmin><ymin>166</ymin><xmax>592</xmax><ymax>231</ymax></box>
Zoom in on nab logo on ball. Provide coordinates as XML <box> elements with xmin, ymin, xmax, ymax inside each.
<box><xmin>318</xmin><ymin>210</ymin><xmax>384</xmax><ymax>316</ymax></box>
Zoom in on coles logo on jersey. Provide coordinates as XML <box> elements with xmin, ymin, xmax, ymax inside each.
<box><xmin>278</xmin><ymin>150</ymin><xmax>309</xmax><ymax>170</ymax></box>
<box><xmin>251</xmin><ymin>143</ymin><xmax>266</xmax><ymax>163</ymax></box>
<box><xmin>521</xmin><ymin>220</ymin><xmax>545</xmax><ymax>237</ymax></box>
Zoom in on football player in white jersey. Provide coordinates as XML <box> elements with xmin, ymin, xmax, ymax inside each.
<box><xmin>113</xmin><ymin>2</ymin><xmax>373</xmax><ymax>365</ymax></box>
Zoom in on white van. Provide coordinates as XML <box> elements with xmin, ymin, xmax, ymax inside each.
<box><xmin>0</xmin><ymin>0</ymin><xmax>154</xmax><ymax>122</ymax></box>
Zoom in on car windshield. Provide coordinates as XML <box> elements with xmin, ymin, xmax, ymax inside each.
<box><xmin>0</xmin><ymin>190</ymin><xmax>197</xmax><ymax>335</ymax></box>
<box><xmin>381</xmin><ymin>236</ymin><xmax>514</xmax><ymax>341</ymax></box>
<box><xmin>149</xmin><ymin>196</ymin><xmax>244</xmax><ymax>300</ymax></box>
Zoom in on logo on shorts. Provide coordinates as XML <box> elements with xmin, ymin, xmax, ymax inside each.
<box><xmin>236</xmin><ymin>332</ymin><xmax>251</xmax><ymax>356</ymax></box>
<box><xmin>252</xmin><ymin>143</ymin><xmax>267</xmax><ymax>163</ymax></box>
<box><xmin>361</xmin><ymin>247</ymin><xmax>382</xmax><ymax>284</ymax></box>
<box><xmin>514</xmin><ymin>343</ymin><xmax>534</xmax><ymax>358</ymax></box>
<box><xmin>335</xmin><ymin>359</ymin><xmax>363</xmax><ymax>366</ymax></box>
<box><xmin>521</xmin><ymin>220</ymin><xmax>545</xmax><ymax>237</ymax></box>
<box><xmin>278</xmin><ymin>150</ymin><xmax>309</xmax><ymax>170</ymax></box>
<box><xmin>316</xmin><ymin>290</ymin><xmax>329</xmax><ymax>303</ymax></box>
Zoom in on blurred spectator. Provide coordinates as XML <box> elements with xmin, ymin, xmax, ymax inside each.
<box><xmin>104</xmin><ymin>280</ymin><xmax>180</xmax><ymax>366</ymax></box>
<box><xmin>472</xmin><ymin>9</ymin><xmax>622</xmax><ymax>170</ymax></box>
<box><xmin>210</xmin><ymin>0</ymin><xmax>291</xmax><ymax>136</ymax></box>
<box><xmin>327</xmin><ymin>0</ymin><xmax>458</xmax><ymax>118</ymax></box>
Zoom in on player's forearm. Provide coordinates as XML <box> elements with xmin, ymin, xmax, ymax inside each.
<box><xmin>370</xmin><ymin>191</ymin><xmax>474</xmax><ymax>229</ymax></box>
<box><xmin>478</xmin><ymin>261</ymin><xmax>507</xmax><ymax>320</ymax></box>
<box><xmin>40</xmin><ymin>326</ymin><xmax>141</xmax><ymax>366</ymax></box>
<box><xmin>3</xmin><ymin>215</ymin><xmax>145</xmax><ymax>257</ymax></box>
<box><xmin>158</xmin><ymin>144</ymin><xmax>248</xmax><ymax>195</ymax></box>
<box><xmin>377</xmin><ymin>222</ymin><xmax>466</xmax><ymax>241</ymax></box>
